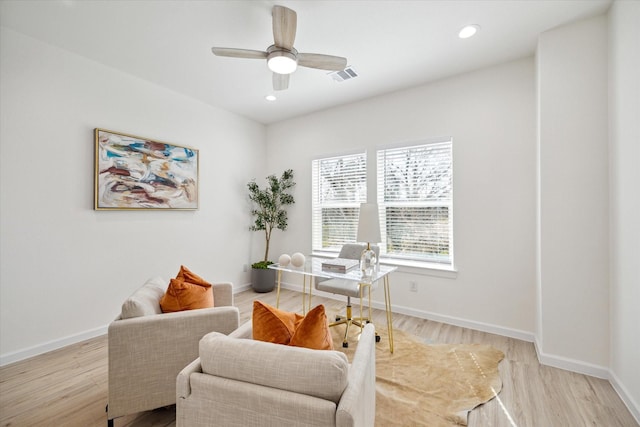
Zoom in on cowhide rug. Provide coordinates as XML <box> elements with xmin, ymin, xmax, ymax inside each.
<box><xmin>332</xmin><ymin>323</ymin><xmax>504</xmax><ymax>426</ymax></box>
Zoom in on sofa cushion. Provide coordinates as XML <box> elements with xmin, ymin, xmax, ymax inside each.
<box><xmin>120</xmin><ymin>277</ymin><xmax>166</xmax><ymax>319</ymax></box>
<box><xmin>199</xmin><ymin>331</ymin><xmax>349</xmax><ymax>403</ymax></box>
<box><xmin>160</xmin><ymin>278</ymin><xmax>214</xmax><ymax>313</ymax></box>
<box><xmin>252</xmin><ymin>301</ymin><xmax>333</xmax><ymax>350</ymax></box>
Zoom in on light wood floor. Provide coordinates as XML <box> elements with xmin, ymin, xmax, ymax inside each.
<box><xmin>0</xmin><ymin>288</ymin><xmax>637</xmax><ymax>427</ymax></box>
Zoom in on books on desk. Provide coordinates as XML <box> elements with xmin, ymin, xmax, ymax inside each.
<box><xmin>321</xmin><ymin>258</ymin><xmax>360</xmax><ymax>274</ymax></box>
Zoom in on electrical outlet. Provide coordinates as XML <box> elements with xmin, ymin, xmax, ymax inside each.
<box><xmin>409</xmin><ymin>281</ymin><xmax>418</xmax><ymax>292</ymax></box>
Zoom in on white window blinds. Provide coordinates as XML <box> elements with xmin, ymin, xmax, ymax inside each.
<box><xmin>377</xmin><ymin>139</ymin><xmax>453</xmax><ymax>264</ymax></box>
<box><xmin>312</xmin><ymin>153</ymin><xmax>367</xmax><ymax>253</ymax></box>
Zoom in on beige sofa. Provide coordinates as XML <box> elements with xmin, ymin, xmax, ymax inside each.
<box><xmin>107</xmin><ymin>277</ymin><xmax>240</xmax><ymax>426</ymax></box>
<box><xmin>176</xmin><ymin>321</ymin><xmax>376</xmax><ymax>427</ymax></box>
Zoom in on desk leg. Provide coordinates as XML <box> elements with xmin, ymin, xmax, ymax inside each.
<box><xmin>302</xmin><ymin>275</ymin><xmax>307</xmax><ymax>315</ymax></box>
<box><xmin>359</xmin><ymin>284</ymin><xmax>364</xmax><ymax>333</ymax></box>
<box><xmin>384</xmin><ymin>276</ymin><xmax>394</xmax><ymax>353</ymax></box>
<box><xmin>276</xmin><ymin>270</ymin><xmax>282</xmax><ymax>309</ymax></box>
<box><xmin>368</xmin><ymin>283</ymin><xmax>372</xmax><ymax>323</ymax></box>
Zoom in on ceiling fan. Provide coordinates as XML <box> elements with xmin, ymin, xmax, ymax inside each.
<box><xmin>211</xmin><ymin>5</ymin><xmax>347</xmax><ymax>91</ymax></box>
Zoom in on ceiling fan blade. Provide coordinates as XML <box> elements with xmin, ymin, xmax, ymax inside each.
<box><xmin>273</xmin><ymin>73</ymin><xmax>290</xmax><ymax>91</ymax></box>
<box><xmin>272</xmin><ymin>5</ymin><xmax>297</xmax><ymax>50</ymax></box>
<box><xmin>298</xmin><ymin>53</ymin><xmax>347</xmax><ymax>71</ymax></box>
<box><xmin>211</xmin><ymin>47</ymin><xmax>268</xmax><ymax>59</ymax></box>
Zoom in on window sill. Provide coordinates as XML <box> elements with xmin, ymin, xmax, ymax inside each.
<box><xmin>381</xmin><ymin>258</ymin><xmax>457</xmax><ymax>279</ymax></box>
<box><xmin>311</xmin><ymin>251</ymin><xmax>458</xmax><ymax>279</ymax></box>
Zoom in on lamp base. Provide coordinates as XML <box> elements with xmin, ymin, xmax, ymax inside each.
<box><xmin>360</xmin><ymin>243</ymin><xmax>377</xmax><ymax>279</ymax></box>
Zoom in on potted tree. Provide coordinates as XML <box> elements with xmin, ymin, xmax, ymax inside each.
<box><xmin>247</xmin><ymin>169</ymin><xmax>295</xmax><ymax>292</ymax></box>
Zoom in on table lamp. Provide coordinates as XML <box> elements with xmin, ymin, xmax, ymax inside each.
<box><xmin>357</xmin><ymin>203</ymin><xmax>381</xmax><ymax>278</ymax></box>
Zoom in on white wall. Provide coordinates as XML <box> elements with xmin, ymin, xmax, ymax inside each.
<box><xmin>266</xmin><ymin>57</ymin><xmax>537</xmax><ymax>338</ymax></box>
<box><xmin>0</xmin><ymin>28</ymin><xmax>264</xmax><ymax>363</ymax></box>
<box><xmin>1</xmin><ymin>12</ymin><xmax>637</xmax><ymax>419</ymax></box>
<box><xmin>536</xmin><ymin>16</ymin><xmax>609</xmax><ymax>372</ymax></box>
<box><xmin>608</xmin><ymin>0</ymin><xmax>640</xmax><ymax>419</ymax></box>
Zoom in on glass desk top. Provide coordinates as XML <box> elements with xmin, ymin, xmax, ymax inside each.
<box><xmin>268</xmin><ymin>256</ymin><xmax>397</xmax><ymax>284</ymax></box>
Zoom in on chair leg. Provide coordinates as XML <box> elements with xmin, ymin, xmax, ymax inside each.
<box><xmin>341</xmin><ymin>303</ymin><xmax>353</xmax><ymax>347</ymax></box>
<box><xmin>351</xmin><ymin>282</ymin><xmax>381</xmax><ymax>344</ymax></box>
<box><xmin>329</xmin><ymin>317</ymin><xmax>348</xmax><ymax>327</ymax></box>
<box><xmin>328</xmin><ymin>296</ymin><xmax>371</xmax><ymax>348</ymax></box>
<box><xmin>106</xmin><ymin>404</ymin><xmax>114</xmax><ymax>427</ymax></box>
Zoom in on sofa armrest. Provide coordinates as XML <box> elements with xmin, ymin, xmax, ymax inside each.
<box><xmin>228</xmin><ymin>320</ymin><xmax>252</xmax><ymax>339</ymax></box>
<box><xmin>211</xmin><ymin>282</ymin><xmax>233</xmax><ymax>307</ymax></box>
<box><xmin>107</xmin><ymin>306</ymin><xmax>239</xmax><ymax>419</ymax></box>
<box><xmin>109</xmin><ymin>306</ymin><xmax>240</xmax><ymax>354</ymax></box>
<box><xmin>177</xmin><ymin>357</ymin><xmax>202</xmax><ymax>400</ymax></box>
<box><xmin>336</xmin><ymin>324</ymin><xmax>376</xmax><ymax>427</ymax></box>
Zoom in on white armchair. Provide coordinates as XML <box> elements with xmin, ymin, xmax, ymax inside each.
<box><xmin>177</xmin><ymin>321</ymin><xmax>376</xmax><ymax>427</ymax></box>
<box><xmin>107</xmin><ymin>277</ymin><xmax>240</xmax><ymax>426</ymax></box>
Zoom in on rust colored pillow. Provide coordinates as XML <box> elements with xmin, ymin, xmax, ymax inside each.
<box><xmin>290</xmin><ymin>304</ymin><xmax>333</xmax><ymax>350</ymax></box>
<box><xmin>176</xmin><ymin>265</ymin><xmax>211</xmax><ymax>287</ymax></box>
<box><xmin>160</xmin><ymin>278</ymin><xmax>214</xmax><ymax>313</ymax></box>
<box><xmin>252</xmin><ymin>301</ymin><xmax>303</xmax><ymax>345</ymax></box>
<box><xmin>252</xmin><ymin>301</ymin><xmax>333</xmax><ymax>350</ymax></box>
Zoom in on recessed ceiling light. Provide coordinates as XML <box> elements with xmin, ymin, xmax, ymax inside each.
<box><xmin>265</xmin><ymin>95</ymin><xmax>277</xmax><ymax>102</ymax></box>
<box><xmin>459</xmin><ymin>24</ymin><xmax>480</xmax><ymax>39</ymax></box>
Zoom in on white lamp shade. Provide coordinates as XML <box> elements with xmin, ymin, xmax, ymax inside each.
<box><xmin>356</xmin><ymin>203</ymin><xmax>381</xmax><ymax>244</ymax></box>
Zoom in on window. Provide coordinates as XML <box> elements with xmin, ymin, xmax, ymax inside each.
<box><xmin>377</xmin><ymin>139</ymin><xmax>453</xmax><ymax>265</ymax></box>
<box><xmin>312</xmin><ymin>153</ymin><xmax>366</xmax><ymax>253</ymax></box>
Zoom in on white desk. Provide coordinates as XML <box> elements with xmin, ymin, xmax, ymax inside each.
<box><xmin>269</xmin><ymin>258</ymin><xmax>397</xmax><ymax>353</ymax></box>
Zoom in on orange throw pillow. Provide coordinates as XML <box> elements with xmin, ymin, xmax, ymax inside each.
<box><xmin>289</xmin><ymin>304</ymin><xmax>333</xmax><ymax>351</ymax></box>
<box><xmin>159</xmin><ymin>266</ymin><xmax>215</xmax><ymax>313</ymax></box>
<box><xmin>252</xmin><ymin>300</ymin><xmax>303</xmax><ymax>345</ymax></box>
<box><xmin>252</xmin><ymin>301</ymin><xmax>333</xmax><ymax>350</ymax></box>
<box><xmin>176</xmin><ymin>265</ymin><xmax>211</xmax><ymax>287</ymax></box>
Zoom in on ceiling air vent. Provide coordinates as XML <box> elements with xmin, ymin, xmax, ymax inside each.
<box><xmin>329</xmin><ymin>66</ymin><xmax>358</xmax><ymax>82</ymax></box>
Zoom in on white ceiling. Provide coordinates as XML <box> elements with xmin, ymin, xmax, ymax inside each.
<box><xmin>0</xmin><ymin>0</ymin><xmax>611</xmax><ymax>124</ymax></box>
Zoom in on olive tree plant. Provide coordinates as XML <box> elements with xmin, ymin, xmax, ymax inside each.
<box><xmin>247</xmin><ymin>169</ymin><xmax>296</xmax><ymax>268</ymax></box>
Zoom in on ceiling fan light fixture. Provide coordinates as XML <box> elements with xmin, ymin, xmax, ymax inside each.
<box><xmin>267</xmin><ymin>50</ymin><xmax>297</xmax><ymax>74</ymax></box>
<box><xmin>211</xmin><ymin>6</ymin><xmax>347</xmax><ymax>91</ymax></box>
<box><xmin>459</xmin><ymin>24</ymin><xmax>480</xmax><ymax>39</ymax></box>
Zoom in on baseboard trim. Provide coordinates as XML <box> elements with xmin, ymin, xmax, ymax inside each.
<box><xmin>0</xmin><ymin>325</ymin><xmax>108</xmax><ymax>367</ymax></box>
<box><xmin>1</xmin><ymin>283</ymin><xmax>254</xmax><ymax>367</ymax></box>
<box><xmin>234</xmin><ymin>283</ymin><xmax>252</xmax><ymax>293</ymax></box>
<box><xmin>384</xmin><ymin>300</ymin><xmax>535</xmax><ymax>343</ymax></box>
<box><xmin>533</xmin><ymin>337</ymin><xmax>610</xmax><ymax>379</ymax></box>
<box><xmin>608</xmin><ymin>369</ymin><xmax>640</xmax><ymax>424</ymax></box>
<box><xmin>530</xmin><ymin>338</ymin><xmax>639</xmax><ymax>422</ymax></box>
<box><xmin>279</xmin><ymin>281</ymin><xmax>535</xmax><ymax>343</ymax></box>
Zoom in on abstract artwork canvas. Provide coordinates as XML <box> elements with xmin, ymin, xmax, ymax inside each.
<box><xmin>94</xmin><ymin>129</ymin><xmax>199</xmax><ymax>210</ymax></box>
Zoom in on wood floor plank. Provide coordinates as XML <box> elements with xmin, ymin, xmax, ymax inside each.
<box><xmin>0</xmin><ymin>288</ymin><xmax>637</xmax><ymax>427</ymax></box>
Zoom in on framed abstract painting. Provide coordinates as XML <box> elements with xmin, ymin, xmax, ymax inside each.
<box><xmin>94</xmin><ymin>128</ymin><xmax>199</xmax><ymax>210</ymax></box>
